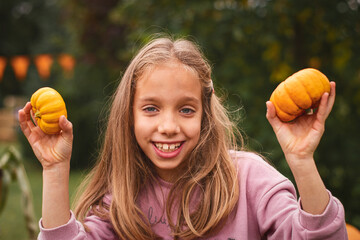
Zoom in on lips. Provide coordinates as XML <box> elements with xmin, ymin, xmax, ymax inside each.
<box><xmin>152</xmin><ymin>142</ymin><xmax>184</xmax><ymax>158</ymax></box>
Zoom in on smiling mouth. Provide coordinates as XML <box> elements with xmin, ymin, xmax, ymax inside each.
<box><xmin>154</xmin><ymin>142</ymin><xmax>182</xmax><ymax>152</ymax></box>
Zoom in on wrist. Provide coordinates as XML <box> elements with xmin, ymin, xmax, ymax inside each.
<box><xmin>43</xmin><ymin>162</ymin><xmax>70</xmax><ymax>181</ymax></box>
<box><xmin>285</xmin><ymin>155</ymin><xmax>318</xmax><ymax>178</ymax></box>
<box><xmin>285</xmin><ymin>151</ymin><xmax>314</xmax><ymax>167</ymax></box>
<box><xmin>42</xmin><ymin>159</ymin><xmax>70</xmax><ymax>171</ymax></box>
<box><xmin>291</xmin><ymin>160</ymin><xmax>317</xmax><ymax>180</ymax></box>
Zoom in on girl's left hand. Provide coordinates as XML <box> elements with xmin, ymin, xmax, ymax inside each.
<box><xmin>266</xmin><ymin>82</ymin><xmax>336</xmax><ymax>165</ymax></box>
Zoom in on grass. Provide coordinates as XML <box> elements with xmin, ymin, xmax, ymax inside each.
<box><xmin>0</xmin><ymin>159</ymin><xmax>85</xmax><ymax>240</ymax></box>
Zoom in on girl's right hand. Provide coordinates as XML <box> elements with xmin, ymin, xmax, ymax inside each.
<box><xmin>18</xmin><ymin>102</ymin><xmax>73</xmax><ymax>170</ymax></box>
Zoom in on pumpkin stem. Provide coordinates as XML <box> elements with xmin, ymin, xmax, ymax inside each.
<box><xmin>34</xmin><ymin>110</ymin><xmax>41</xmax><ymax>119</ymax></box>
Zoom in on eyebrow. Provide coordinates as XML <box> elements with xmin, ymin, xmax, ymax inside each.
<box><xmin>138</xmin><ymin>95</ymin><xmax>201</xmax><ymax>104</ymax></box>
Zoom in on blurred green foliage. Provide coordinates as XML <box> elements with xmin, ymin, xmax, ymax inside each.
<box><xmin>1</xmin><ymin>0</ymin><xmax>359</xmax><ymax>229</ymax></box>
<box><xmin>0</xmin><ymin>146</ymin><xmax>37</xmax><ymax>239</ymax></box>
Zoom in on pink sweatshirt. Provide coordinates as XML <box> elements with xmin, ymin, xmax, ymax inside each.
<box><xmin>39</xmin><ymin>151</ymin><xmax>347</xmax><ymax>239</ymax></box>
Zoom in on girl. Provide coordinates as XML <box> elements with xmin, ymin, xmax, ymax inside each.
<box><xmin>19</xmin><ymin>37</ymin><xmax>347</xmax><ymax>239</ymax></box>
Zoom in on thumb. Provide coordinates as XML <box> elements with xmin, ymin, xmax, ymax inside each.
<box><xmin>59</xmin><ymin>115</ymin><xmax>73</xmax><ymax>140</ymax></box>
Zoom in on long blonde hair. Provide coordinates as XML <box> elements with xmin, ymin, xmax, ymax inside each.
<box><xmin>74</xmin><ymin>36</ymin><xmax>242</xmax><ymax>239</ymax></box>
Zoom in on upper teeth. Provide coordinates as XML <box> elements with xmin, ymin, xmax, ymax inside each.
<box><xmin>155</xmin><ymin>143</ymin><xmax>181</xmax><ymax>152</ymax></box>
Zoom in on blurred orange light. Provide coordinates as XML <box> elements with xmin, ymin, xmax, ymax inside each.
<box><xmin>35</xmin><ymin>54</ymin><xmax>54</xmax><ymax>80</ymax></box>
<box><xmin>0</xmin><ymin>57</ymin><xmax>7</xmax><ymax>82</ymax></box>
<box><xmin>11</xmin><ymin>55</ymin><xmax>30</xmax><ymax>81</ymax></box>
<box><xmin>58</xmin><ymin>54</ymin><xmax>76</xmax><ymax>77</ymax></box>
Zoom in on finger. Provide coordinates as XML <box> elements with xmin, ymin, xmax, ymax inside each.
<box><xmin>18</xmin><ymin>108</ymin><xmax>31</xmax><ymax>137</ymax></box>
<box><xmin>24</xmin><ymin>101</ymin><xmax>38</xmax><ymax>126</ymax></box>
<box><xmin>23</xmin><ymin>102</ymin><xmax>35</xmax><ymax>124</ymax></box>
<box><xmin>316</xmin><ymin>93</ymin><xmax>329</xmax><ymax>124</ymax></box>
<box><xmin>326</xmin><ymin>82</ymin><xmax>336</xmax><ymax>115</ymax></box>
<box><xmin>316</xmin><ymin>82</ymin><xmax>336</xmax><ymax>123</ymax></box>
<box><xmin>59</xmin><ymin>115</ymin><xmax>73</xmax><ymax>142</ymax></box>
<box><xmin>266</xmin><ymin>101</ymin><xmax>282</xmax><ymax>132</ymax></box>
<box><xmin>18</xmin><ymin>102</ymin><xmax>36</xmax><ymax>137</ymax></box>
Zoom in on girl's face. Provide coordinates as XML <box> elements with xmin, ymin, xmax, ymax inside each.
<box><xmin>133</xmin><ymin>61</ymin><xmax>203</xmax><ymax>182</ymax></box>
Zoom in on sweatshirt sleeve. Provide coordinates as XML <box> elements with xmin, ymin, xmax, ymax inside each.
<box><xmin>234</xmin><ymin>151</ymin><xmax>347</xmax><ymax>239</ymax></box>
<box><xmin>38</xmin><ymin>210</ymin><xmax>116</xmax><ymax>240</ymax></box>
<box><xmin>256</xmin><ymin>179</ymin><xmax>347</xmax><ymax>239</ymax></box>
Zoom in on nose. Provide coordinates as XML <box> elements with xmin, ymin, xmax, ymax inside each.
<box><xmin>158</xmin><ymin>112</ymin><xmax>180</xmax><ymax>136</ymax></box>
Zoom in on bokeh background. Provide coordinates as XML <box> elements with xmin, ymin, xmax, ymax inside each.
<box><xmin>1</xmin><ymin>0</ymin><xmax>359</xmax><ymax>239</ymax></box>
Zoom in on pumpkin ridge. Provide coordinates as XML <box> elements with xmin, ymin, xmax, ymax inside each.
<box><xmin>273</xmin><ymin>82</ymin><xmax>303</xmax><ymax>115</ymax></box>
<box><xmin>296</xmin><ymin>75</ymin><xmax>314</xmax><ymax>110</ymax></box>
<box><xmin>276</xmin><ymin>91</ymin><xmax>302</xmax><ymax>114</ymax></box>
<box><xmin>304</xmin><ymin>69</ymin><xmax>327</xmax><ymax>105</ymax></box>
<box><xmin>283</xmin><ymin>75</ymin><xmax>313</xmax><ymax>110</ymax></box>
<box><xmin>270</xmin><ymin>92</ymin><xmax>297</xmax><ymax>122</ymax></box>
<box><xmin>307</xmin><ymin>69</ymin><xmax>330</xmax><ymax>92</ymax></box>
<box><xmin>31</xmin><ymin>87</ymin><xmax>51</xmax><ymax>104</ymax></box>
<box><xmin>38</xmin><ymin>104</ymin><xmax>66</xmax><ymax>115</ymax></box>
<box><xmin>284</xmin><ymin>82</ymin><xmax>306</xmax><ymax>110</ymax></box>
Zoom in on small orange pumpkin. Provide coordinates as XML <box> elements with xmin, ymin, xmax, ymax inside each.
<box><xmin>30</xmin><ymin>87</ymin><xmax>67</xmax><ymax>134</ymax></box>
<box><xmin>270</xmin><ymin>68</ymin><xmax>330</xmax><ymax>122</ymax></box>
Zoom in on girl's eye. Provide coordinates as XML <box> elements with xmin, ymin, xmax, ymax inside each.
<box><xmin>180</xmin><ymin>108</ymin><xmax>195</xmax><ymax>114</ymax></box>
<box><xmin>144</xmin><ymin>107</ymin><xmax>157</xmax><ymax>112</ymax></box>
